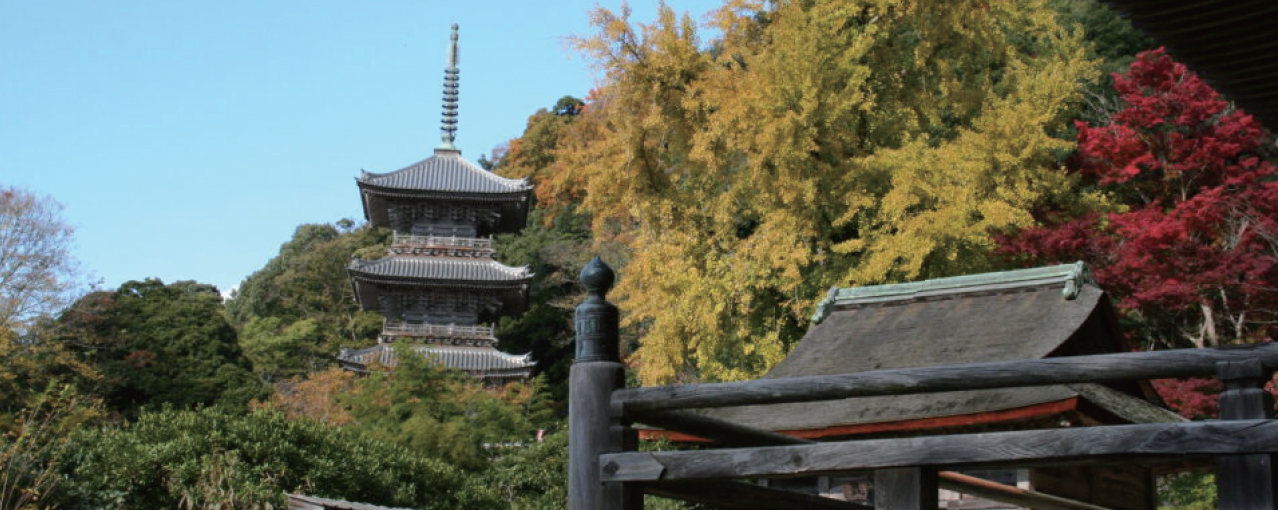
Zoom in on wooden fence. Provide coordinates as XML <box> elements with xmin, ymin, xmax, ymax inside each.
<box><xmin>568</xmin><ymin>258</ymin><xmax>1278</xmax><ymax>510</ymax></box>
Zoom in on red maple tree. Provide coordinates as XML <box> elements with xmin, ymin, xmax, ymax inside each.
<box><xmin>997</xmin><ymin>49</ymin><xmax>1278</xmax><ymax>417</ymax></box>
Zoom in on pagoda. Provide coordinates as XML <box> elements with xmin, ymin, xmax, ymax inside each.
<box><xmin>340</xmin><ymin>24</ymin><xmax>536</xmax><ymax>384</ymax></box>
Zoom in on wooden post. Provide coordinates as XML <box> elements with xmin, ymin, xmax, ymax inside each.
<box><xmin>1216</xmin><ymin>358</ymin><xmax>1278</xmax><ymax>510</ymax></box>
<box><xmin>874</xmin><ymin>468</ymin><xmax>938</xmax><ymax>510</ymax></box>
<box><xmin>570</xmin><ymin>257</ymin><xmax>638</xmax><ymax>510</ymax></box>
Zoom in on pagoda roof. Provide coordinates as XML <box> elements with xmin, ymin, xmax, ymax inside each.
<box><xmin>287</xmin><ymin>494</ymin><xmax>414</xmax><ymax>510</ymax></box>
<box><xmin>689</xmin><ymin>263</ymin><xmax>1181</xmax><ymax>439</ymax></box>
<box><xmin>357</xmin><ymin>149</ymin><xmax>531</xmax><ymax>196</ymax></box>
<box><xmin>347</xmin><ymin>256</ymin><xmax>531</xmax><ymax>315</ymax></box>
<box><xmin>348</xmin><ymin>256</ymin><xmax>531</xmax><ymax>285</ymax></box>
<box><xmin>337</xmin><ymin>344</ymin><xmax>535</xmax><ymax>379</ymax></box>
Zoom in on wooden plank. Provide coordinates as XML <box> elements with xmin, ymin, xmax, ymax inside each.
<box><xmin>600</xmin><ymin>420</ymin><xmax>1278</xmax><ymax>482</ymax></box>
<box><xmin>1214</xmin><ymin>360</ymin><xmax>1278</xmax><ymax>510</ymax></box>
<box><xmin>939</xmin><ymin>471</ymin><xmax>1113</xmax><ymax>510</ymax></box>
<box><xmin>874</xmin><ymin>468</ymin><xmax>937</xmax><ymax>510</ymax></box>
<box><xmin>642</xmin><ymin>480</ymin><xmax>873</xmax><ymax>510</ymax></box>
<box><xmin>613</xmin><ymin>343</ymin><xmax>1278</xmax><ymax>413</ymax></box>
<box><xmin>635</xmin><ymin>409</ymin><xmax>811</xmax><ymax>446</ymax></box>
<box><xmin>634</xmin><ymin>411</ymin><xmax>1121</xmax><ymax>510</ymax></box>
<box><xmin>569</xmin><ymin>362</ymin><xmax>626</xmax><ymax>510</ymax></box>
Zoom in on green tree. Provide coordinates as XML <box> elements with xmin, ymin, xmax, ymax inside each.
<box><xmin>560</xmin><ymin>0</ymin><xmax>1098</xmax><ymax>384</ymax></box>
<box><xmin>55</xmin><ymin>406</ymin><xmax>502</xmax><ymax>510</ymax></box>
<box><xmin>59</xmin><ymin>279</ymin><xmax>266</xmax><ymax>415</ymax></box>
<box><xmin>341</xmin><ymin>347</ymin><xmax>555</xmax><ymax>470</ymax></box>
<box><xmin>226</xmin><ymin>221</ymin><xmax>388</xmax><ymax>380</ymax></box>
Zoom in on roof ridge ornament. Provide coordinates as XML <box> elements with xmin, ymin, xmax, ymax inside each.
<box><xmin>437</xmin><ymin>23</ymin><xmax>461</xmax><ymax>153</ymax></box>
<box><xmin>809</xmin><ymin>261</ymin><xmax>1097</xmax><ymax>324</ymax></box>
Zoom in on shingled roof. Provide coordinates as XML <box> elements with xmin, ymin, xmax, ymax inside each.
<box><xmin>1101</xmin><ymin>0</ymin><xmax>1278</xmax><ymax>131</ymax></box>
<box><xmin>337</xmin><ymin>344</ymin><xmax>535</xmax><ymax>380</ymax></box>
<box><xmin>288</xmin><ymin>494</ymin><xmax>415</xmax><ymax>510</ymax></box>
<box><xmin>357</xmin><ymin>149</ymin><xmax>531</xmax><ymax>195</ymax></box>
<box><xmin>348</xmin><ymin>256</ymin><xmax>532</xmax><ymax>315</ymax></box>
<box><xmin>696</xmin><ymin>263</ymin><xmax>1181</xmax><ymax>438</ymax></box>
<box><xmin>356</xmin><ymin>149</ymin><xmax>534</xmax><ymax>234</ymax></box>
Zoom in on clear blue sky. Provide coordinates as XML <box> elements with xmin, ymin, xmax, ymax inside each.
<box><xmin>1</xmin><ymin>0</ymin><xmax>722</xmax><ymax>295</ymax></box>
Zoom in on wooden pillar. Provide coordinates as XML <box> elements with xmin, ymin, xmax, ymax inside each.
<box><xmin>1216</xmin><ymin>358</ymin><xmax>1278</xmax><ymax>510</ymax></box>
<box><xmin>570</xmin><ymin>258</ymin><xmax>638</xmax><ymax>510</ymax></box>
<box><xmin>874</xmin><ymin>468</ymin><xmax>938</xmax><ymax>510</ymax></box>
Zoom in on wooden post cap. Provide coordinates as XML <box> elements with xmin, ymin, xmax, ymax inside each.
<box><xmin>575</xmin><ymin>257</ymin><xmax>620</xmax><ymax>362</ymax></box>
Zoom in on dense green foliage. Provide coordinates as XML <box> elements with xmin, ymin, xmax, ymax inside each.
<box><xmin>340</xmin><ymin>347</ymin><xmax>556</xmax><ymax>469</ymax></box>
<box><xmin>59</xmin><ymin>279</ymin><xmax>266</xmax><ymax>415</ymax></box>
<box><xmin>227</xmin><ymin>221</ymin><xmax>388</xmax><ymax>381</ymax></box>
<box><xmin>55</xmin><ymin>406</ymin><xmax>503</xmax><ymax>510</ymax></box>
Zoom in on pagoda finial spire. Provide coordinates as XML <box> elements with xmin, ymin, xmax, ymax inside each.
<box><xmin>438</xmin><ymin>23</ymin><xmax>460</xmax><ymax>153</ymax></box>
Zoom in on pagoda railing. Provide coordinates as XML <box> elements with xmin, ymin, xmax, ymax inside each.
<box><xmin>381</xmin><ymin>320</ymin><xmax>494</xmax><ymax>338</ymax></box>
<box><xmin>391</xmin><ymin>233</ymin><xmax>493</xmax><ymax>250</ymax></box>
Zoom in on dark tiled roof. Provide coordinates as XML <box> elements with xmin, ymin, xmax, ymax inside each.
<box><xmin>348</xmin><ymin>256</ymin><xmax>531</xmax><ymax>283</ymax></box>
<box><xmin>1102</xmin><ymin>0</ymin><xmax>1278</xmax><ymax>130</ymax></box>
<box><xmin>288</xmin><ymin>494</ymin><xmax>415</xmax><ymax>510</ymax></box>
<box><xmin>357</xmin><ymin>150</ymin><xmax>531</xmax><ymax>195</ymax></box>
<box><xmin>337</xmin><ymin>344</ymin><xmax>534</xmax><ymax>377</ymax></box>
<box><xmin>699</xmin><ymin>265</ymin><xmax>1179</xmax><ymax>435</ymax></box>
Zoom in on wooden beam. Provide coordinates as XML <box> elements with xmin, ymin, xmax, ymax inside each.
<box><xmin>601</xmin><ymin>420</ymin><xmax>1278</xmax><ymax>482</ymax></box>
<box><xmin>613</xmin><ymin>343</ymin><xmax>1278</xmax><ymax>413</ymax></box>
<box><xmin>1214</xmin><ymin>359</ymin><xmax>1278</xmax><ymax>510</ymax></box>
<box><xmin>938</xmin><ymin>472</ymin><xmax>1112</xmax><ymax>510</ymax></box>
<box><xmin>875</xmin><ymin>468</ymin><xmax>937</xmax><ymax>510</ymax></box>
<box><xmin>636</xmin><ymin>410</ymin><xmax>811</xmax><ymax>446</ymax></box>
<box><xmin>642</xmin><ymin>481</ymin><xmax>873</xmax><ymax>510</ymax></box>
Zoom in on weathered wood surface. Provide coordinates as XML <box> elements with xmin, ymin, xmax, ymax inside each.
<box><xmin>874</xmin><ymin>468</ymin><xmax>937</xmax><ymax>510</ymax></box>
<box><xmin>569</xmin><ymin>362</ymin><xmax>626</xmax><ymax>510</ymax></box>
<box><xmin>613</xmin><ymin>343</ymin><xmax>1278</xmax><ymax>413</ymax></box>
<box><xmin>642</xmin><ymin>480</ymin><xmax>873</xmax><ymax>510</ymax></box>
<box><xmin>636</xmin><ymin>411</ymin><xmax>1132</xmax><ymax>510</ymax></box>
<box><xmin>636</xmin><ymin>409</ymin><xmax>811</xmax><ymax>446</ymax></box>
<box><xmin>601</xmin><ymin>419</ymin><xmax>1278</xmax><ymax>482</ymax></box>
<box><xmin>1214</xmin><ymin>359</ymin><xmax>1278</xmax><ymax>510</ymax></box>
<box><xmin>939</xmin><ymin>471</ymin><xmax>1113</xmax><ymax>510</ymax></box>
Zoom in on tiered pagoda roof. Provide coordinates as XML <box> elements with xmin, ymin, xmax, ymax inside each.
<box><xmin>337</xmin><ymin>344</ymin><xmax>534</xmax><ymax>382</ymax></box>
<box><xmin>347</xmin><ymin>256</ymin><xmax>532</xmax><ymax>316</ymax></box>
<box><xmin>341</xmin><ymin>23</ymin><xmax>535</xmax><ymax>382</ymax></box>
<box><xmin>356</xmin><ymin>149</ymin><xmax>533</xmax><ymax>232</ymax></box>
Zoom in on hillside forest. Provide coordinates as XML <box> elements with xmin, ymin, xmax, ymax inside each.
<box><xmin>2</xmin><ymin>0</ymin><xmax>1276</xmax><ymax>508</ymax></box>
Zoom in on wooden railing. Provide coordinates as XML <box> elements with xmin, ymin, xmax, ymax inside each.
<box><xmin>381</xmin><ymin>320</ymin><xmax>493</xmax><ymax>338</ymax></box>
<box><xmin>569</xmin><ymin>258</ymin><xmax>1278</xmax><ymax>510</ymax></box>
<box><xmin>391</xmin><ymin>232</ymin><xmax>493</xmax><ymax>250</ymax></box>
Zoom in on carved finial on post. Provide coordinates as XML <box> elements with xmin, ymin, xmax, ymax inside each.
<box><xmin>575</xmin><ymin>256</ymin><xmax>619</xmax><ymax>363</ymax></box>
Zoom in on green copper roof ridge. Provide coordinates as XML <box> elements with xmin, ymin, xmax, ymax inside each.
<box><xmin>810</xmin><ymin>262</ymin><xmax>1093</xmax><ymax>324</ymax></box>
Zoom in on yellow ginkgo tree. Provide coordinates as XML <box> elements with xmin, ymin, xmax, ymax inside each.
<box><xmin>535</xmin><ymin>0</ymin><xmax>1100</xmax><ymax>385</ymax></box>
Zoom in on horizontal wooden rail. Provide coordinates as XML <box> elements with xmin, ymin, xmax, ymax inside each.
<box><xmin>637</xmin><ymin>411</ymin><xmax>1113</xmax><ymax>510</ymax></box>
<box><xmin>613</xmin><ymin>343</ymin><xmax>1278</xmax><ymax>413</ymax></box>
<box><xmin>601</xmin><ymin>419</ymin><xmax>1278</xmax><ymax>482</ymax></box>
<box><xmin>642</xmin><ymin>481</ymin><xmax>872</xmax><ymax>510</ymax></box>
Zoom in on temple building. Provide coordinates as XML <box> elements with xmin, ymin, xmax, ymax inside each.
<box><xmin>645</xmin><ymin>263</ymin><xmax>1182</xmax><ymax>509</ymax></box>
<box><xmin>339</xmin><ymin>25</ymin><xmax>536</xmax><ymax>384</ymax></box>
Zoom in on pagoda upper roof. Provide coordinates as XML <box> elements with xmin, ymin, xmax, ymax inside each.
<box><xmin>357</xmin><ymin>149</ymin><xmax>531</xmax><ymax>196</ymax></box>
<box><xmin>348</xmin><ymin>255</ymin><xmax>531</xmax><ymax>284</ymax></box>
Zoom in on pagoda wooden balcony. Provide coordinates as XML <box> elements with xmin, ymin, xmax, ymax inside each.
<box><xmin>380</xmin><ymin>320</ymin><xmax>494</xmax><ymax>339</ymax></box>
<box><xmin>389</xmin><ymin>233</ymin><xmax>495</xmax><ymax>257</ymax></box>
